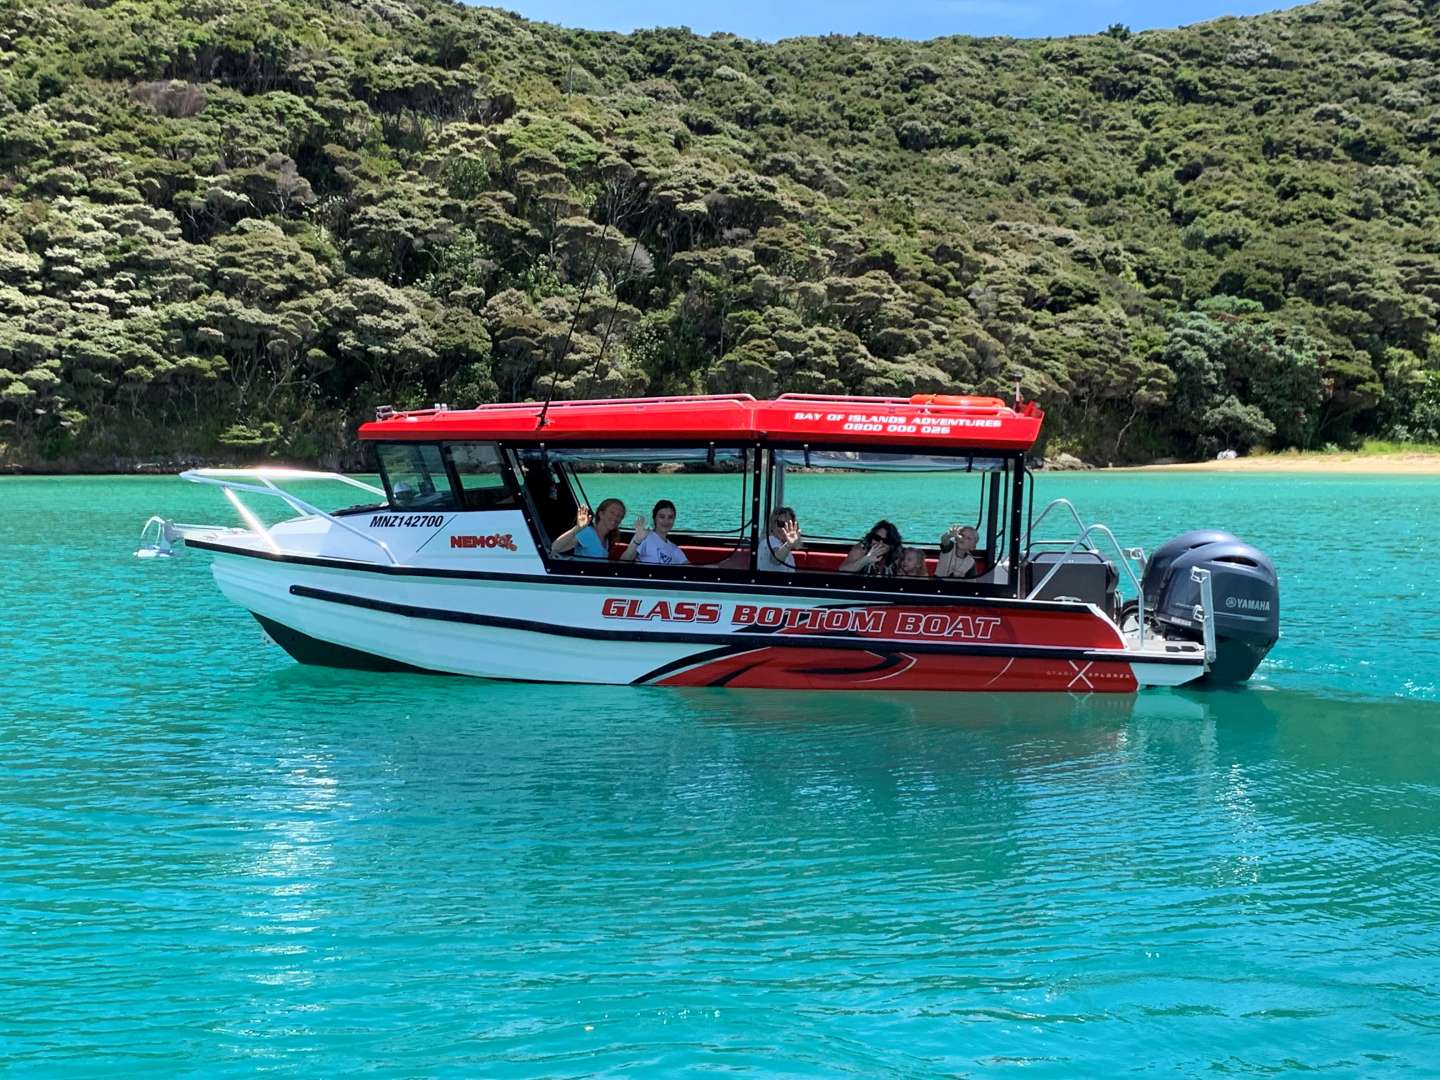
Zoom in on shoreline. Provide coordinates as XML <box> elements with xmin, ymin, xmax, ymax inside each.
<box><xmin>6</xmin><ymin>452</ymin><xmax>1440</xmax><ymax>478</ymax></box>
<box><xmin>1111</xmin><ymin>452</ymin><xmax>1440</xmax><ymax>475</ymax></box>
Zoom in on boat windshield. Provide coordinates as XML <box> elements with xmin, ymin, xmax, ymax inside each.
<box><xmin>375</xmin><ymin>443</ymin><xmax>459</xmax><ymax>511</ymax></box>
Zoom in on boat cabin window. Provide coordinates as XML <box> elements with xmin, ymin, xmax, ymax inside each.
<box><xmin>767</xmin><ymin>448</ymin><xmax>1013</xmax><ymax>585</ymax></box>
<box><xmin>516</xmin><ymin>446</ymin><xmax>753</xmax><ymax>570</ymax></box>
<box><xmin>375</xmin><ymin>443</ymin><xmax>459</xmax><ymax>511</ymax></box>
<box><xmin>446</xmin><ymin>442</ymin><xmax>517</xmax><ymax>511</ymax></box>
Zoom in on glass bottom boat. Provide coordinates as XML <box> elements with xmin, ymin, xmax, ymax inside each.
<box><xmin>143</xmin><ymin>393</ymin><xmax>1280</xmax><ymax>692</ymax></box>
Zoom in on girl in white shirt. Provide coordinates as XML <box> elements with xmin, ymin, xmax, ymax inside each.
<box><xmin>624</xmin><ymin>499</ymin><xmax>689</xmax><ymax>565</ymax></box>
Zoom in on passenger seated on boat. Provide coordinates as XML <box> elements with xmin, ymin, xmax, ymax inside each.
<box><xmin>840</xmin><ymin>520</ymin><xmax>904</xmax><ymax>577</ymax></box>
<box><xmin>936</xmin><ymin>524</ymin><xmax>980</xmax><ymax>579</ymax></box>
<box><xmin>551</xmin><ymin>498</ymin><xmax>625</xmax><ymax>559</ymax></box>
<box><xmin>899</xmin><ymin>546</ymin><xmax>930</xmax><ymax>578</ymax></box>
<box><xmin>757</xmin><ymin>507</ymin><xmax>802</xmax><ymax>572</ymax></box>
<box><xmin>623</xmin><ymin>499</ymin><xmax>689</xmax><ymax>566</ymax></box>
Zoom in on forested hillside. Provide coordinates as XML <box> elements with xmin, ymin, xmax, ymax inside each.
<box><xmin>3</xmin><ymin>0</ymin><xmax>1440</xmax><ymax>467</ymax></box>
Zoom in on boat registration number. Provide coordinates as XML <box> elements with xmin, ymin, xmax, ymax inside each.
<box><xmin>370</xmin><ymin>514</ymin><xmax>447</xmax><ymax>528</ymax></box>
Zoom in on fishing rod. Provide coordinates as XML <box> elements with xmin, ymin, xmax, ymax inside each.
<box><xmin>580</xmin><ymin>228</ymin><xmax>645</xmax><ymax>402</ymax></box>
<box><xmin>535</xmin><ymin>219</ymin><xmax>609</xmax><ymax>430</ymax></box>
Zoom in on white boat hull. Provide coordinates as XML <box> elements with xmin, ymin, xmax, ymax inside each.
<box><xmin>206</xmin><ymin>545</ymin><xmax>1208</xmax><ymax>692</ymax></box>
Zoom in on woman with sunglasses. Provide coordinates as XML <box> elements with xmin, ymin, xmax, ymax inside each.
<box><xmin>839</xmin><ymin>519</ymin><xmax>904</xmax><ymax>577</ymax></box>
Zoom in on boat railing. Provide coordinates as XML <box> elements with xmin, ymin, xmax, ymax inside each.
<box><xmin>1023</xmin><ymin>498</ymin><xmax>1154</xmax><ymax>652</ymax></box>
<box><xmin>379</xmin><ymin>394</ymin><xmax>758</xmax><ymax>421</ymax></box>
<box><xmin>179</xmin><ymin>468</ymin><xmax>400</xmax><ymax>566</ymax></box>
<box><xmin>1024</xmin><ymin>498</ymin><xmax>1148</xmax><ymax>577</ymax></box>
<box><xmin>774</xmin><ymin>392</ymin><xmax>1009</xmax><ymax>413</ymax></box>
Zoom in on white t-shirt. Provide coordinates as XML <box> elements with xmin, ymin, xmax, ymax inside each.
<box><xmin>635</xmin><ymin>532</ymin><xmax>688</xmax><ymax>566</ymax></box>
<box><xmin>756</xmin><ymin>535</ymin><xmax>795</xmax><ymax>572</ymax></box>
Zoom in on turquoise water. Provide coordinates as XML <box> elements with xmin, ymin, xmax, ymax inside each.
<box><xmin>3</xmin><ymin>473</ymin><xmax>1439</xmax><ymax>1075</ymax></box>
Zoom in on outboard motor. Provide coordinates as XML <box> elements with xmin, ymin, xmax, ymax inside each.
<box><xmin>1141</xmin><ymin>529</ymin><xmax>1239</xmax><ymax>614</ymax></box>
<box><xmin>1148</xmin><ymin>536</ymin><xmax>1280</xmax><ymax>685</ymax></box>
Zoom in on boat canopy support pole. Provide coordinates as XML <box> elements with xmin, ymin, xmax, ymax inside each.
<box><xmin>1008</xmin><ymin>457</ymin><xmax>1025</xmax><ymax>598</ymax></box>
<box><xmin>985</xmin><ymin>472</ymin><xmax>1000</xmax><ymax>562</ymax></box>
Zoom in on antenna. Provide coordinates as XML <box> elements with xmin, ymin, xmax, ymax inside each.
<box><xmin>536</xmin><ymin>220</ymin><xmax>610</xmax><ymax>430</ymax></box>
<box><xmin>580</xmin><ymin>228</ymin><xmax>645</xmax><ymax>402</ymax></box>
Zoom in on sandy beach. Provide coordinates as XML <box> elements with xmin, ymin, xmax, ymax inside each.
<box><xmin>1119</xmin><ymin>453</ymin><xmax>1440</xmax><ymax>475</ymax></box>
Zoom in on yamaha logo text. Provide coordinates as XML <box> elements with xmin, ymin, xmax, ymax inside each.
<box><xmin>1224</xmin><ymin>596</ymin><xmax>1271</xmax><ymax>611</ymax></box>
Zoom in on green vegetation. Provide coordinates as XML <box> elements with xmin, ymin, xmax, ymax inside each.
<box><xmin>1251</xmin><ymin>436</ymin><xmax>1440</xmax><ymax>456</ymax></box>
<box><xmin>2</xmin><ymin>0</ymin><xmax>1440</xmax><ymax>467</ymax></box>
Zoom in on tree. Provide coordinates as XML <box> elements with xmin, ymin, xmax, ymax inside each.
<box><xmin>1201</xmin><ymin>396</ymin><xmax>1274</xmax><ymax>451</ymax></box>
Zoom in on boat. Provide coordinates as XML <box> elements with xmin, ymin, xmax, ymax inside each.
<box><xmin>142</xmin><ymin>392</ymin><xmax>1280</xmax><ymax>691</ymax></box>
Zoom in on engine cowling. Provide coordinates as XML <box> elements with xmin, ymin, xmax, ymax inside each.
<box><xmin>1148</xmin><ymin>535</ymin><xmax>1280</xmax><ymax>685</ymax></box>
<box><xmin>1141</xmin><ymin>529</ymin><xmax>1239</xmax><ymax>613</ymax></box>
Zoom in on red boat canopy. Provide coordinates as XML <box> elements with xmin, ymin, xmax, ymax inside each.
<box><xmin>358</xmin><ymin>393</ymin><xmax>1045</xmax><ymax>452</ymax></box>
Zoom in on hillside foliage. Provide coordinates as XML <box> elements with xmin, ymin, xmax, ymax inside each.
<box><xmin>2</xmin><ymin>0</ymin><xmax>1440</xmax><ymax>465</ymax></box>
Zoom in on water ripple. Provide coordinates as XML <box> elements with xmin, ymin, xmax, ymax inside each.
<box><xmin>2</xmin><ymin>477</ymin><xmax>1440</xmax><ymax>1076</ymax></box>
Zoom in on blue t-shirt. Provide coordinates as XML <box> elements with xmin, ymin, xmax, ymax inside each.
<box><xmin>572</xmin><ymin>524</ymin><xmax>608</xmax><ymax>559</ymax></box>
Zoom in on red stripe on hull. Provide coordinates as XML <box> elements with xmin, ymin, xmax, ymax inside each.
<box><xmin>756</xmin><ymin>603</ymin><xmax>1125</xmax><ymax>650</ymax></box>
<box><xmin>653</xmin><ymin>648</ymin><xmax>1138</xmax><ymax>692</ymax></box>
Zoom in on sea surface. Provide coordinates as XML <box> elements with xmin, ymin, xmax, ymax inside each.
<box><xmin>2</xmin><ymin>472</ymin><xmax>1438</xmax><ymax>1076</ymax></box>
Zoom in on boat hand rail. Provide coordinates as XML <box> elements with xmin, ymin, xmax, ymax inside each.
<box><xmin>396</xmin><ymin>394</ymin><xmax>759</xmax><ymax>417</ymax></box>
<box><xmin>1024</xmin><ymin>497</ymin><xmax>1091</xmax><ymax>551</ymax></box>
<box><xmin>182</xmin><ymin>467</ymin><xmax>385</xmax><ymax>496</ymax></box>
<box><xmin>1026</xmin><ymin>522</ymin><xmax>1148</xmax><ymax>650</ymax></box>
<box><xmin>180</xmin><ymin>468</ymin><xmax>399</xmax><ymax>566</ymax></box>
<box><xmin>1024</xmin><ymin>497</ymin><xmax>1146</xmax><ymax>583</ymax></box>
<box><xmin>1023</xmin><ymin>499</ymin><xmax>1155</xmax><ymax>653</ymax></box>
<box><xmin>774</xmin><ymin>392</ymin><xmax>1003</xmax><ymax>410</ymax></box>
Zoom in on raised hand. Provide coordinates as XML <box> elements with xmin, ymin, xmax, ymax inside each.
<box><xmin>631</xmin><ymin>515</ymin><xmax>648</xmax><ymax>541</ymax></box>
<box><xmin>575</xmin><ymin>505</ymin><xmax>592</xmax><ymax>528</ymax></box>
<box><xmin>867</xmin><ymin>541</ymin><xmax>891</xmax><ymax>563</ymax></box>
<box><xmin>782</xmin><ymin>519</ymin><xmax>801</xmax><ymax>546</ymax></box>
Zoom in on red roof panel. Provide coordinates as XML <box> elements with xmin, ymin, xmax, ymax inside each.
<box><xmin>358</xmin><ymin>393</ymin><xmax>1044</xmax><ymax>452</ymax></box>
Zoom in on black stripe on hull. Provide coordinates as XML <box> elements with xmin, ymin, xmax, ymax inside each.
<box><xmin>628</xmin><ymin>646</ymin><xmax>753</xmax><ymax>685</ymax></box>
<box><xmin>252</xmin><ymin>613</ymin><xmax>444</xmax><ymax>675</ymax></box>
<box><xmin>285</xmin><ymin>584</ymin><xmax>1204</xmax><ymax>668</ymax></box>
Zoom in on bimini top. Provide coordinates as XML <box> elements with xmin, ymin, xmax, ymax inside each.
<box><xmin>358</xmin><ymin>393</ymin><xmax>1045</xmax><ymax>452</ymax></box>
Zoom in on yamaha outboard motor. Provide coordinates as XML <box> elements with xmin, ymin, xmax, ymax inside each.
<box><xmin>1148</xmin><ymin>535</ymin><xmax>1280</xmax><ymax>685</ymax></box>
<box><xmin>1141</xmin><ymin>529</ymin><xmax>1239</xmax><ymax>614</ymax></box>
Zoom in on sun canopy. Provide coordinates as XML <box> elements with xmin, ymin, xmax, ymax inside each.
<box><xmin>359</xmin><ymin>393</ymin><xmax>1044</xmax><ymax>453</ymax></box>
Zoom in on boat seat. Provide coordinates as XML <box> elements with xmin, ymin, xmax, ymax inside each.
<box><xmin>602</xmin><ymin>536</ymin><xmax>993</xmax><ymax>579</ymax></box>
<box><xmin>791</xmin><ymin>549</ymin><xmax>990</xmax><ymax>578</ymax></box>
<box><xmin>1021</xmin><ymin>551</ymin><xmax>1117</xmax><ymax>606</ymax></box>
<box><xmin>606</xmin><ymin>538</ymin><xmax>749</xmax><ymax>566</ymax></box>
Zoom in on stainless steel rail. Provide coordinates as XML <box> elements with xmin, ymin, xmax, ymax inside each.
<box><xmin>1023</xmin><ymin>498</ymin><xmax>1151</xmax><ymax>653</ymax></box>
<box><xmin>179</xmin><ymin>468</ymin><xmax>399</xmax><ymax>566</ymax></box>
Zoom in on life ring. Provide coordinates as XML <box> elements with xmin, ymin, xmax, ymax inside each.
<box><xmin>909</xmin><ymin>393</ymin><xmax>1006</xmax><ymax>409</ymax></box>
